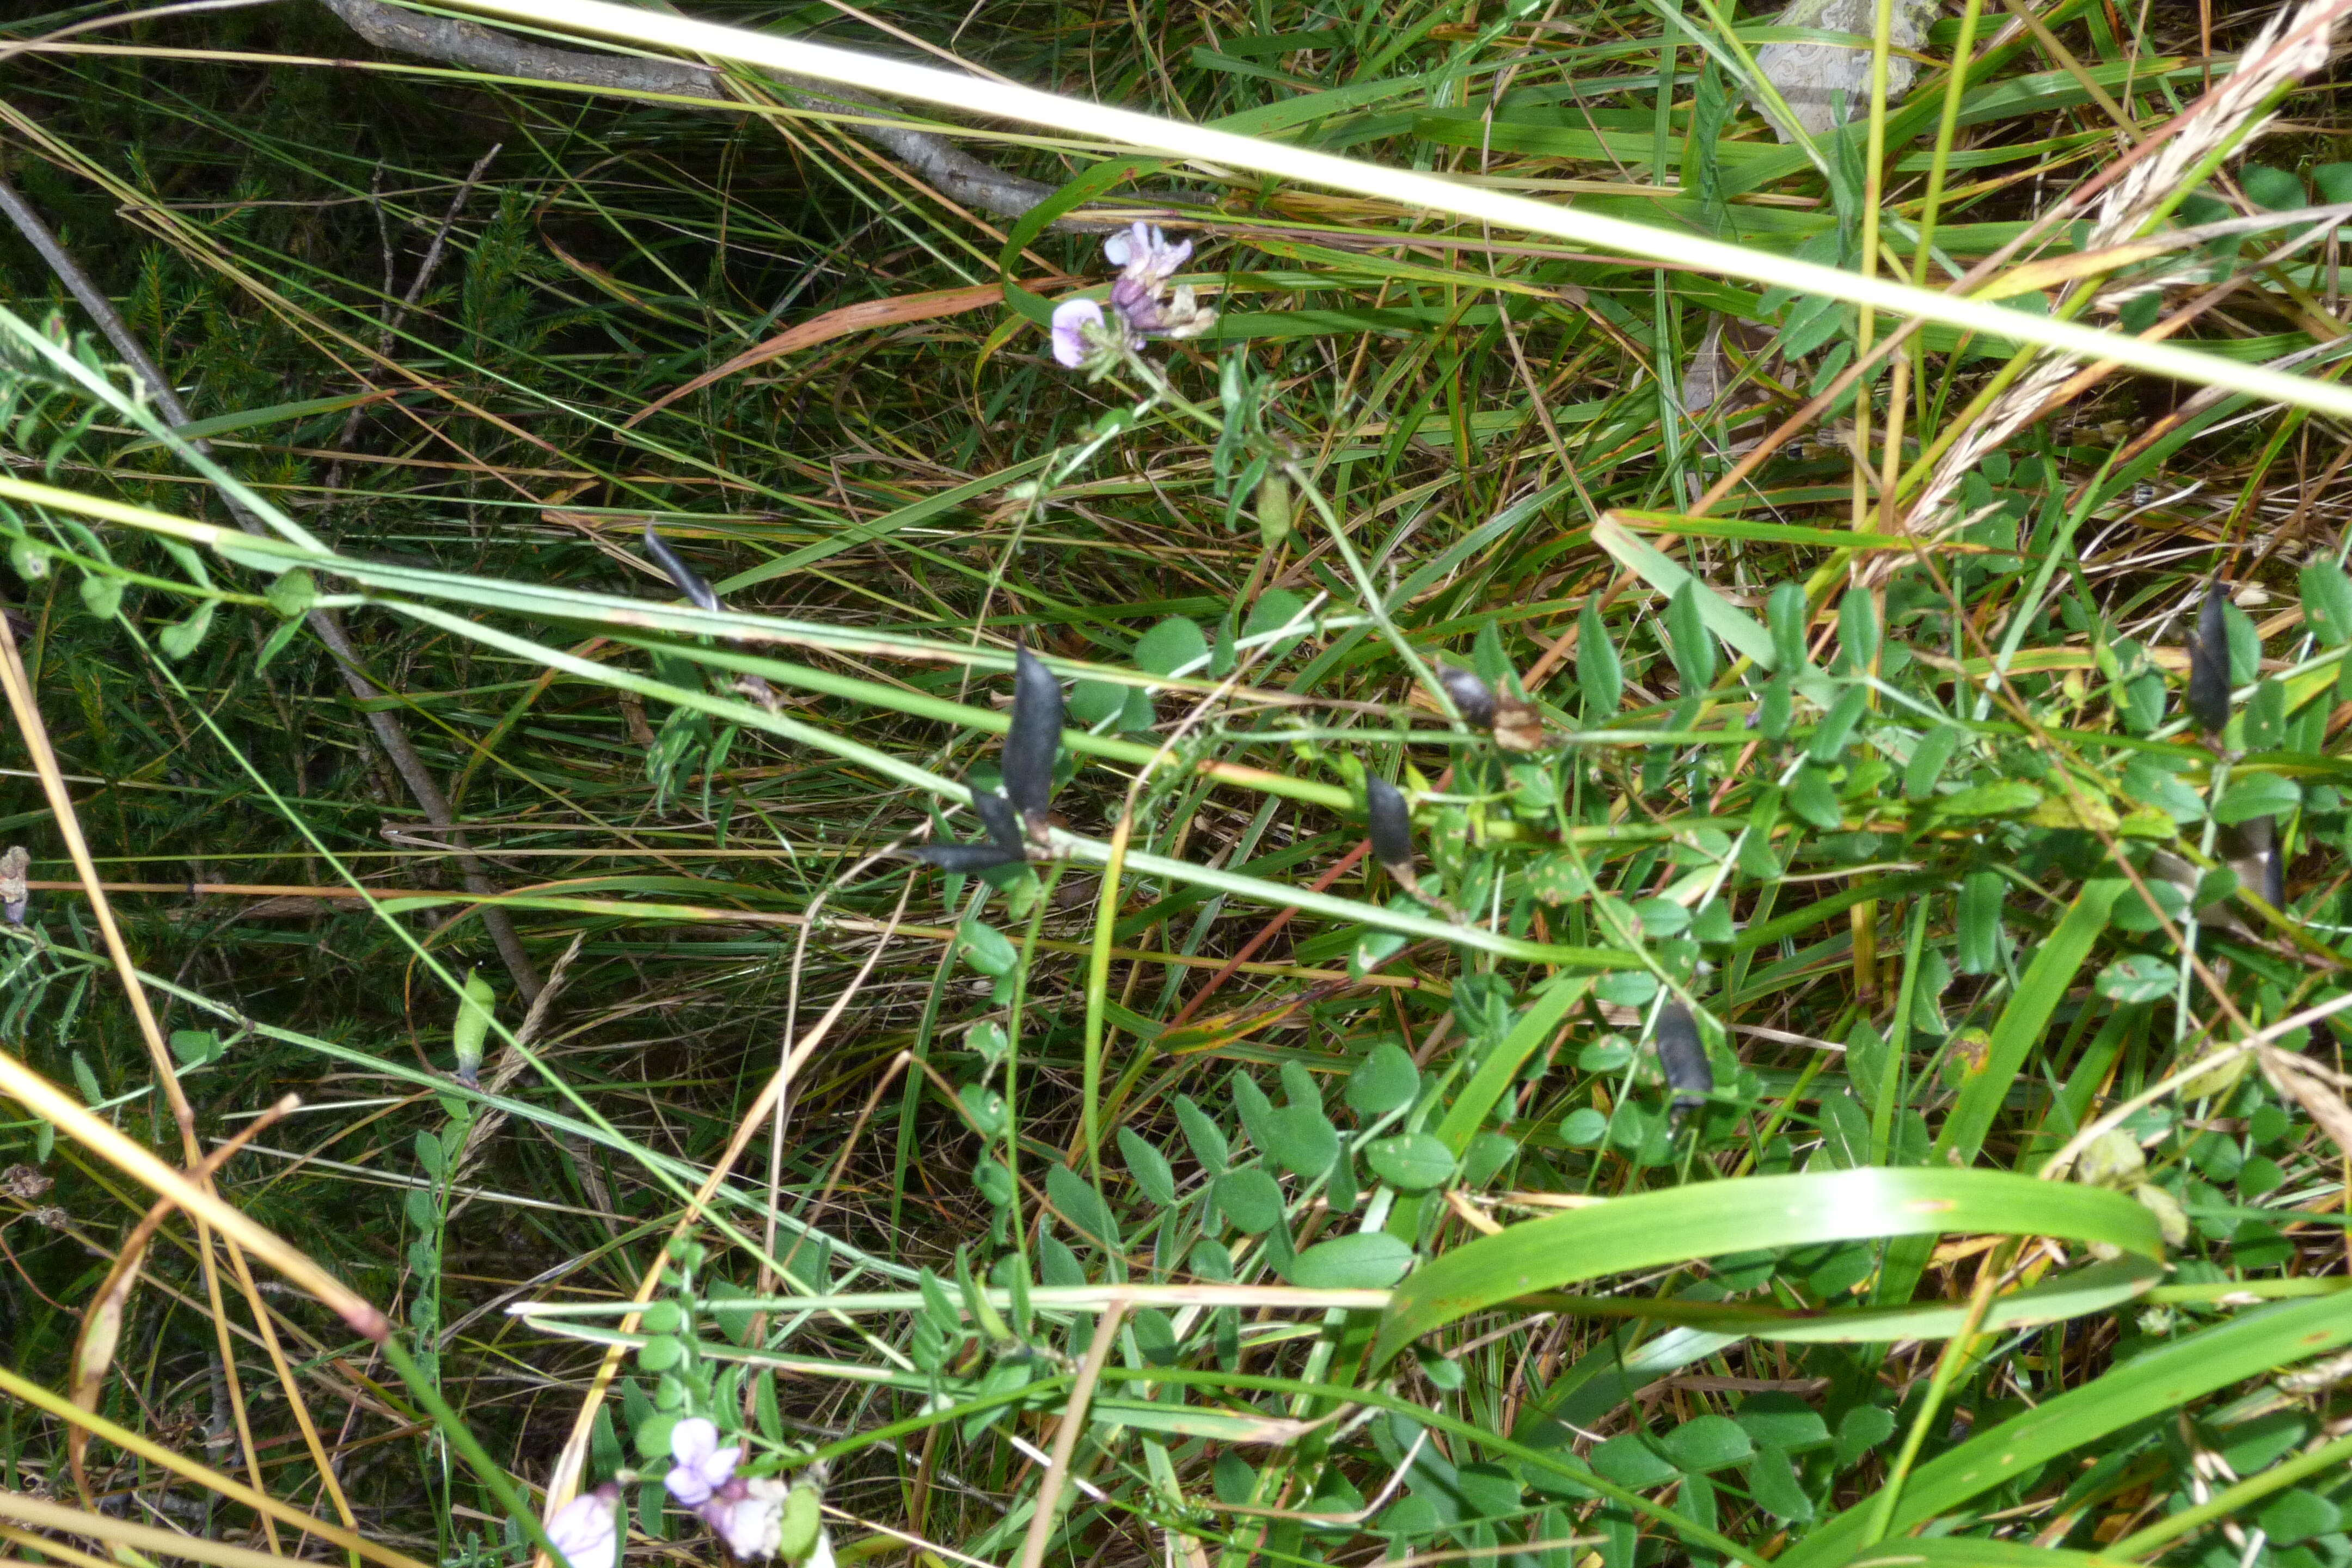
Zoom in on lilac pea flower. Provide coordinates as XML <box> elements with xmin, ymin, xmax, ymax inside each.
<box><xmin>1104</xmin><ymin>221</ymin><xmax>1191</xmax><ymax>286</ymax></box>
<box><xmin>545</xmin><ymin>1482</ymin><xmax>622</xmax><ymax>1568</ymax></box>
<box><xmin>1049</xmin><ymin>298</ymin><xmax>1105</xmax><ymax>369</ymax></box>
<box><xmin>701</xmin><ymin>1477</ymin><xmax>791</xmax><ymax>1559</ymax></box>
<box><xmin>1101</xmin><ymin>220</ymin><xmax>1144</xmax><ymax>268</ymax></box>
<box><xmin>664</xmin><ymin>1417</ymin><xmax>741</xmax><ymax>1509</ymax></box>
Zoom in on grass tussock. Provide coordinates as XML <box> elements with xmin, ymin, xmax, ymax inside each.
<box><xmin>0</xmin><ymin>4</ymin><xmax>2348</xmax><ymax>1568</ymax></box>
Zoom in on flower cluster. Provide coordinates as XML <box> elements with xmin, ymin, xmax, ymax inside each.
<box><xmin>666</xmin><ymin>1418</ymin><xmax>792</xmax><ymax>1558</ymax></box>
<box><xmin>1050</xmin><ymin>221</ymin><xmax>1217</xmax><ymax>374</ymax></box>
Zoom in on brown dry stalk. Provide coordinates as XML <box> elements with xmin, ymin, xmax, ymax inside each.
<box><xmin>67</xmin><ymin>1097</ymin><xmax>298</xmax><ymax>1501</ymax></box>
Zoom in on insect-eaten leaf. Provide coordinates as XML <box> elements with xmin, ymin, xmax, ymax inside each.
<box><xmin>2095</xmin><ymin>954</ymin><xmax>2178</xmax><ymax>1004</ymax></box>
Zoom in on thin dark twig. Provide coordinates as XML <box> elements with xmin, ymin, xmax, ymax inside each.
<box><xmin>326</xmin><ymin>141</ymin><xmax>500</xmax><ymax>483</ymax></box>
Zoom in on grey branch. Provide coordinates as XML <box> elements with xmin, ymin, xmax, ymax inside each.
<box><xmin>0</xmin><ymin>173</ymin><xmax>544</xmax><ymax>1003</ymax></box>
<box><xmin>317</xmin><ymin>0</ymin><xmax>1208</xmax><ymax>229</ymax></box>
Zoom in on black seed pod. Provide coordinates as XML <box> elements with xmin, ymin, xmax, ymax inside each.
<box><xmin>643</xmin><ymin>523</ymin><xmax>720</xmax><ymax>614</ymax></box>
<box><xmin>970</xmin><ymin>786</ymin><xmax>1024</xmax><ymax>852</ymax></box>
<box><xmin>1437</xmin><ymin>665</ymin><xmax>1497</xmax><ymax>728</ymax></box>
<box><xmin>909</xmin><ymin>841</ymin><xmax>1024</xmax><ymax>872</ymax></box>
<box><xmin>1003</xmin><ymin>647</ymin><xmax>1063</xmax><ymax>825</ymax></box>
<box><xmin>1367</xmin><ymin>775</ymin><xmax>1414</xmax><ymax>870</ymax></box>
<box><xmin>2222</xmin><ymin>814</ymin><xmax>2283</xmax><ymax>908</ymax></box>
<box><xmin>1654</xmin><ymin>1002</ymin><xmax>1712</xmax><ymax>1121</ymax></box>
<box><xmin>2185</xmin><ymin>579</ymin><xmax>2232</xmax><ymax>736</ymax></box>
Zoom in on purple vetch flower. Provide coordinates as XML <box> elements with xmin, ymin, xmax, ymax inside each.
<box><xmin>699</xmin><ymin>1476</ymin><xmax>792</xmax><ymax>1559</ymax></box>
<box><xmin>1050</xmin><ymin>298</ymin><xmax>1118</xmax><ymax>369</ymax></box>
<box><xmin>1101</xmin><ymin>220</ymin><xmax>1214</xmax><ymax>342</ymax></box>
<box><xmin>1103</xmin><ymin>220</ymin><xmax>1192</xmax><ymax>287</ymax></box>
<box><xmin>545</xmin><ymin>1482</ymin><xmax>623</xmax><ymax>1568</ymax></box>
<box><xmin>1048</xmin><ymin>223</ymin><xmax>1217</xmax><ymax>372</ymax></box>
<box><xmin>664</xmin><ymin>1417</ymin><xmax>741</xmax><ymax>1509</ymax></box>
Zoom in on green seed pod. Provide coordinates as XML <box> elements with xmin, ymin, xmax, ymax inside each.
<box><xmin>778</xmin><ymin>1483</ymin><xmax>823</xmax><ymax>1563</ymax></box>
<box><xmin>1257</xmin><ymin>472</ymin><xmax>1292</xmax><ymax>544</ymax></box>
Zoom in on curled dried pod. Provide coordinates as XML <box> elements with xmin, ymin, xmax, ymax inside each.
<box><xmin>2185</xmin><ymin>579</ymin><xmax>2232</xmax><ymax>737</ymax></box>
<box><xmin>1003</xmin><ymin>647</ymin><xmax>1064</xmax><ymax>834</ymax></box>
<box><xmin>1367</xmin><ymin>775</ymin><xmax>1414</xmax><ymax>871</ymax></box>
<box><xmin>642</xmin><ymin>523</ymin><xmax>721</xmax><ymax>614</ymax></box>
<box><xmin>1491</xmin><ymin>693</ymin><xmax>1547</xmax><ymax>753</ymax></box>
<box><xmin>1437</xmin><ymin>665</ymin><xmax>1498</xmax><ymax>728</ymax></box>
<box><xmin>1653</xmin><ymin>1002</ymin><xmax>1713</xmax><ymax>1122</ymax></box>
